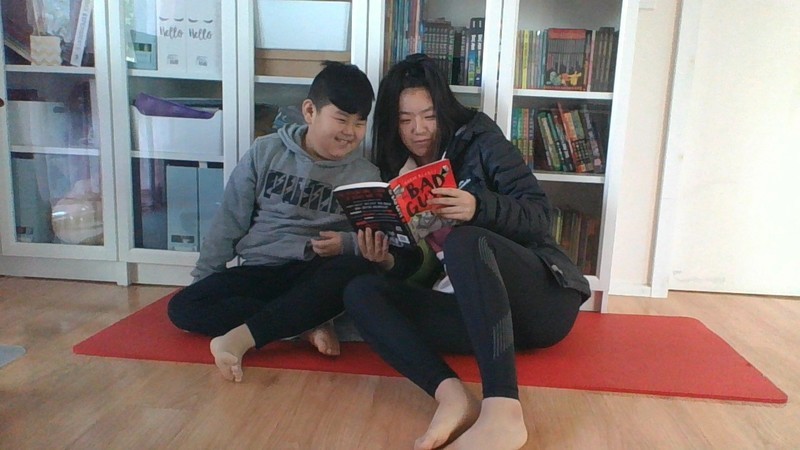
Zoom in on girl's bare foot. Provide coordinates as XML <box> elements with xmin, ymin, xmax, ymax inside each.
<box><xmin>301</xmin><ymin>321</ymin><xmax>341</xmax><ymax>356</ymax></box>
<box><xmin>209</xmin><ymin>324</ymin><xmax>255</xmax><ymax>382</ymax></box>
<box><xmin>447</xmin><ymin>397</ymin><xmax>528</xmax><ymax>450</ymax></box>
<box><xmin>414</xmin><ymin>378</ymin><xmax>480</xmax><ymax>450</ymax></box>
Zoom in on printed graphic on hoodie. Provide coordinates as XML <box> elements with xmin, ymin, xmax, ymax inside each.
<box><xmin>263</xmin><ymin>170</ymin><xmax>341</xmax><ymax>214</ymax></box>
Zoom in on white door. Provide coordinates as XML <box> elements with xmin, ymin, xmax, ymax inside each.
<box><xmin>668</xmin><ymin>0</ymin><xmax>800</xmax><ymax>296</ymax></box>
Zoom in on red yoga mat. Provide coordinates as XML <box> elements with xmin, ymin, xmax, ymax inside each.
<box><xmin>73</xmin><ymin>294</ymin><xmax>787</xmax><ymax>403</ymax></box>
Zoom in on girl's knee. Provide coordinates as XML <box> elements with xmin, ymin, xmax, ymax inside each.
<box><xmin>343</xmin><ymin>274</ymin><xmax>386</xmax><ymax>309</ymax></box>
<box><xmin>443</xmin><ymin>226</ymin><xmax>487</xmax><ymax>261</ymax></box>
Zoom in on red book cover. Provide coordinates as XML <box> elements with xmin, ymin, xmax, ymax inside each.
<box><xmin>333</xmin><ymin>159</ymin><xmax>457</xmax><ymax>248</ymax></box>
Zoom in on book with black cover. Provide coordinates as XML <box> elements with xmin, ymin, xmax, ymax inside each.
<box><xmin>333</xmin><ymin>159</ymin><xmax>457</xmax><ymax>248</ymax></box>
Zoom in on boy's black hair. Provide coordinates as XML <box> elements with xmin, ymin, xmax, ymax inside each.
<box><xmin>372</xmin><ymin>53</ymin><xmax>475</xmax><ymax>180</ymax></box>
<box><xmin>307</xmin><ymin>61</ymin><xmax>374</xmax><ymax>119</ymax></box>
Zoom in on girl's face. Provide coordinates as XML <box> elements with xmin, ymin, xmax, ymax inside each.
<box><xmin>398</xmin><ymin>87</ymin><xmax>438</xmax><ymax>162</ymax></box>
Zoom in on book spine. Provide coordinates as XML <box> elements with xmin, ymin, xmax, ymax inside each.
<box><xmin>537</xmin><ymin>112</ymin><xmax>561</xmax><ymax>171</ymax></box>
<box><xmin>580</xmin><ymin>104</ymin><xmax>605</xmax><ymax>173</ymax></box>
<box><xmin>70</xmin><ymin>0</ymin><xmax>93</xmax><ymax>66</ymax></box>
<box><xmin>520</xmin><ymin>30</ymin><xmax>530</xmax><ymax>89</ymax></box>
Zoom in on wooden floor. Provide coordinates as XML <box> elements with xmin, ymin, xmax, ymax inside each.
<box><xmin>0</xmin><ymin>276</ymin><xmax>797</xmax><ymax>449</ymax></box>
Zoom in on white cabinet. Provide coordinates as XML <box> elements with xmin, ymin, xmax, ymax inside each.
<box><xmin>0</xmin><ymin>0</ymin><xmax>123</xmax><ymax>281</ymax></box>
<box><xmin>105</xmin><ymin>0</ymin><xmax>238</xmax><ymax>285</ymax></box>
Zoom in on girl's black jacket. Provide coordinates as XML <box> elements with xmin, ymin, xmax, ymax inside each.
<box><xmin>390</xmin><ymin>112</ymin><xmax>592</xmax><ymax>301</ymax></box>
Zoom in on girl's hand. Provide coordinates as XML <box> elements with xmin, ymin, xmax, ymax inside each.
<box><xmin>358</xmin><ymin>228</ymin><xmax>395</xmax><ymax>270</ymax></box>
<box><xmin>430</xmin><ymin>187</ymin><xmax>477</xmax><ymax>222</ymax></box>
<box><xmin>311</xmin><ymin>231</ymin><xmax>343</xmax><ymax>257</ymax></box>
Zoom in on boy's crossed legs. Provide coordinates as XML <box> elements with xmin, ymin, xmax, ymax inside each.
<box><xmin>168</xmin><ymin>255</ymin><xmax>373</xmax><ymax>381</ymax></box>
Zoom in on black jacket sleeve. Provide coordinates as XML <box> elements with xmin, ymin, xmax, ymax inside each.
<box><xmin>462</xmin><ymin>128</ymin><xmax>552</xmax><ymax>246</ymax></box>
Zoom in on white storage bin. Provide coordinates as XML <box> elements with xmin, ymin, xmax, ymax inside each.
<box><xmin>7</xmin><ymin>101</ymin><xmax>70</xmax><ymax>147</ymax></box>
<box><xmin>131</xmin><ymin>106</ymin><xmax>223</xmax><ymax>155</ymax></box>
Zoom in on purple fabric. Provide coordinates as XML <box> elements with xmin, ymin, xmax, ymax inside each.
<box><xmin>133</xmin><ymin>93</ymin><xmax>215</xmax><ymax>119</ymax></box>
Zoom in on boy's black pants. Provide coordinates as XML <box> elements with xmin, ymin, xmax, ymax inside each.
<box><xmin>168</xmin><ymin>255</ymin><xmax>374</xmax><ymax>348</ymax></box>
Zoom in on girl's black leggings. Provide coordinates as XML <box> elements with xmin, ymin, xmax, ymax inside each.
<box><xmin>343</xmin><ymin>226</ymin><xmax>582</xmax><ymax>399</ymax></box>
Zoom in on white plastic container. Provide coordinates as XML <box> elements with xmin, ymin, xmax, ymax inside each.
<box><xmin>130</xmin><ymin>106</ymin><xmax>223</xmax><ymax>155</ymax></box>
<box><xmin>7</xmin><ymin>101</ymin><xmax>70</xmax><ymax>147</ymax></box>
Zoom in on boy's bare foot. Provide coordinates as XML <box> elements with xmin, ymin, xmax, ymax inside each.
<box><xmin>301</xmin><ymin>321</ymin><xmax>340</xmax><ymax>356</ymax></box>
<box><xmin>209</xmin><ymin>324</ymin><xmax>255</xmax><ymax>382</ymax></box>
<box><xmin>447</xmin><ymin>397</ymin><xmax>528</xmax><ymax>450</ymax></box>
<box><xmin>414</xmin><ymin>378</ymin><xmax>480</xmax><ymax>450</ymax></box>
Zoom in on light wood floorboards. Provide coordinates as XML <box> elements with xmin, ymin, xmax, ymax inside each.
<box><xmin>0</xmin><ymin>276</ymin><xmax>797</xmax><ymax>449</ymax></box>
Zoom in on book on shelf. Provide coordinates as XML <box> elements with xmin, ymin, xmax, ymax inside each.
<box><xmin>530</xmin><ymin>104</ymin><xmax>610</xmax><ymax>174</ymax></box>
<box><xmin>333</xmin><ymin>159</ymin><xmax>457</xmax><ymax>248</ymax></box>
<box><xmin>550</xmin><ymin>207</ymin><xmax>600</xmax><ymax>275</ymax></box>
<box><xmin>69</xmin><ymin>0</ymin><xmax>93</xmax><ymax>66</ymax></box>
<box><xmin>512</xmin><ymin>26</ymin><xmax>618</xmax><ymax>92</ymax></box>
<box><xmin>465</xmin><ymin>17</ymin><xmax>484</xmax><ymax>87</ymax></box>
<box><xmin>556</xmin><ymin>102</ymin><xmax>594</xmax><ymax>173</ymax></box>
<box><xmin>543</xmin><ymin>28</ymin><xmax>590</xmax><ymax>91</ymax></box>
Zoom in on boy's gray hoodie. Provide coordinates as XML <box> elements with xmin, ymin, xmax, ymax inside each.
<box><xmin>191</xmin><ymin>123</ymin><xmax>379</xmax><ymax>282</ymax></box>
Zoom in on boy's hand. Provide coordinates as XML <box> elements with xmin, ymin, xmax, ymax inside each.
<box><xmin>358</xmin><ymin>228</ymin><xmax>395</xmax><ymax>270</ymax></box>
<box><xmin>430</xmin><ymin>187</ymin><xmax>476</xmax><ymax>222</ymax></box>
<box><xmin>312</xmin><ymin>231</ymin><xmax>343</xmax><ymax>257</ymax></box>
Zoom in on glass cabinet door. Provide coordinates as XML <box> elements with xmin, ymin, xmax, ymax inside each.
<box><xmin>237</xmin><ymin>0</ymin><xmax>369</xmax><ymax>158</ymax></box>
<box><xmin>0</xmin><ymin>0</ymin><xmax>116</xmax><ymax>260</ymax></box>
<box><xmin>366</xmin><ymin>0</ymin><xmax>502</xmax><ymax>117</ymax></box>
<box><xmin>108</xmin><ymin>0</ymin><xmax>238</xmax><ymax>274</ymax></box>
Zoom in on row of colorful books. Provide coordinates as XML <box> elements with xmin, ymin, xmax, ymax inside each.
<box><xmin>514</xmin><ymin>27</ymin><xmax>619</xmax><ymax>92</ymax></box>
<box><xmin>420</xmin><ymin>17</ymin><xmax>485</xmax><ymax>86</ymax></box>
<box><xmin>510</xmin><ymin>103</ymin><xmax>609</xmax><ymax>174</ymax></box>
<box><xmin>384</xmin><ymin>0</ymin><xmax>425</xmax><ymax>72</ymax></box>
<box><xmin>383</xmin><ymin>0</ymin><xmax>485</xmax><ymax>86</ymax></box>
<box><xmin>551</xmin><ymin>207</ymin><xmax>600</xmax><ymax>276</ymax></box>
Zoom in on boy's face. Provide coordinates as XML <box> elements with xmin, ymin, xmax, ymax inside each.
<box><xmin>302</xmin><ymin>100</ymin><xmax>367</xmax><ymax>161</ymax></box>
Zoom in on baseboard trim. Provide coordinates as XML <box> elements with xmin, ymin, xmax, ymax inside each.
<box><xmin>609</xmin><ymin>283</ymin><xmax>665</xmax><ymax>298</ymax></box>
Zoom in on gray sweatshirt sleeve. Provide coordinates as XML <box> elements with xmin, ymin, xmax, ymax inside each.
<box><xmin>191</xmin><ymin>151</ymin><xmax>258</xmax><ymax>282</ymax></box>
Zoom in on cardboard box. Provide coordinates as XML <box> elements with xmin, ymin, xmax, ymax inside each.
<box><xmin>255</xmin><ymin>49</ymin><xmax>349</xmax><ymax>78</ymax></box>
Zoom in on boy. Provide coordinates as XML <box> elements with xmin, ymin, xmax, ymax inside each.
<box><xmin>167</xmin><ymin>62</ymin><xmax>379</xmax><ymax>382</ymax></box>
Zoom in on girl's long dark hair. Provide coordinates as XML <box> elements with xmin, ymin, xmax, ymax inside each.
<box><xmin>372</xmin><ymin>53</ymin><xmax>475</xmax><ymax>180</ymax></box>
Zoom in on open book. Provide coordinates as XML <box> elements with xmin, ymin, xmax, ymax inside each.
<box><xmin>333</xmin><ymin>159</ymin><xmax>457</xmax><ymax>248</ymax></box>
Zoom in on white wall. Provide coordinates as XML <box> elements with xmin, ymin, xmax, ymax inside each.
<box><xmin>668</xmin><ymin>0</ymin><xmax>800</xmax><ymax>296</ymax></box>
<box><xmin>611</xmin><ymin>0</ymin><xmax>800</xmax><ymax>297</ymax></box>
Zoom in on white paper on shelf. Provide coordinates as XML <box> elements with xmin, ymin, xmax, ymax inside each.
<box><xmin>186</xmin><ymin>0</ymin><xmax>221</xmax><ymax>75</ymax></box>
<box><xmin>156</xmin><ymin>0</ymin><xmax>187</xmax><ymax>71</ymax></box>
<box><xmin>255</xmin><ymin>0</ymin><xmax>351</xmax><ymax>51</ymax></box>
